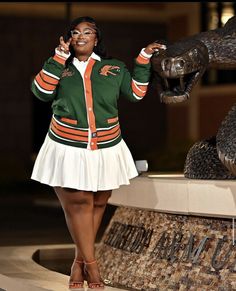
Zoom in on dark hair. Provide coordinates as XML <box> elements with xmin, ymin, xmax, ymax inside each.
<box><xmin>65</xmin><ymin>16</ymin><xmax>109</xmax><ymax>67</ymax></box>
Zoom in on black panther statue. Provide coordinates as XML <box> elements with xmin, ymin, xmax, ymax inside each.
<box><xmin>151</xmin><ymin>16</ymin><xmax>236</xmax><ymax>179</ymax></box>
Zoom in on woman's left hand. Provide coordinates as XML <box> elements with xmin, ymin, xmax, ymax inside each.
<box><xmin>144</xmin><ymin>42</ymin><xmax>166</xmax><ymax>55</ymax></box>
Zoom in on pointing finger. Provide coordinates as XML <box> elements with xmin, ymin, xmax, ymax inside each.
<box><xmin>66</xmin><ymin>37</ymin><xmax>72</xmax><ymax>46</ymax></box>
<box><xmin>59</xmin><ymin>36</ymin><xmax>66</xmax><ymax>46</ymax></box>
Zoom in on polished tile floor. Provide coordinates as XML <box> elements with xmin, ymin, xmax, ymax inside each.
<box><xmin>0</xmin><ymin>180</ymin><xmax>125</xmax><ymax>290</ymax></box>
<box><xmin>0</xmin><ymin>243</ymin><xmax>129</xmax><ymax>291</ymax></box>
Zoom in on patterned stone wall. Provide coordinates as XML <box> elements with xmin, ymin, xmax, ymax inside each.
<box><xmin>96</xmin><ymin>207</ymin><xmax>236</xmax><ymax>291</ymax></box>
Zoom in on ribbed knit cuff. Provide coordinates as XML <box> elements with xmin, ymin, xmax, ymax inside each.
<box><xmin>140</xmin><ymin>48</ymin><xmax>153</xmax><ymax>59</ymax></box>
<box><xmin>55</xmin><ymin>48</ymin><xmax>71</xmax><ymax>59</ymax></box>
<box><xmin>136</xmin><ymin>48</ymin><xmax>152</xmax><ymax>65</ymax></box>
<box><xmin>52</xmin><ymin>48</ymin><xmax>71</xmax><ymax>65</ymax></box>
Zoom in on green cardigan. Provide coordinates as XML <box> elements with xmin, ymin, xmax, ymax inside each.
<box><xmin>31</xmin><ymin>50</ymin><xmax>152</xmax><ymax>150</ymax></box>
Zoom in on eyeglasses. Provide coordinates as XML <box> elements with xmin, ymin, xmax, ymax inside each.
<box><xmin>70</xmin><ymin>29</ymin><xmax>96</xmax><ymax>39</ymax></box>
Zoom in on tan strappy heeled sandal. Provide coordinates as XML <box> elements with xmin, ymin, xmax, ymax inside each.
<box><xmin>84</xmin><ymin>260</ymin><xmax>105</xmax><ymax>289</ymax></box>
<box><xmin>69</xmin><ymin>259</ymin><xmax>85</xmax><ymax>290</ymax></box>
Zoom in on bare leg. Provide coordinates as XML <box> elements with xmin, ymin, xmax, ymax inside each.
<box><xmin>54</xmin><ymin>187</ymin><xmax>111</xmax><ymax>285</ymax></box>
<box><xmin>54</xmin><ymin>187</ymin><xmax>95</xmax><ymax>284</ymax></box>
<box><xmin>73</xmin><ymin>190</ymin><xmax>112</xmax><ymax>284</ymax></box>
<box><xmin>93</xmin><ymin>190</ymin><xmax>112</xmax><ymax>238</ymax></box>
<box><xmin>84</xmin><ymin>190</ymin><xmax>112</xmax><ymax>285</ymax></box>
<box><xmin>72</xmin><ymin>190</ymin><xmax>112</xmax><ymax>257</ymax></box>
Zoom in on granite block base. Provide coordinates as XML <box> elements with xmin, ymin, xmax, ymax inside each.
<box><xmin>96</xmin><ymin>206</ymin><xmax>236</xmax><ymax>290</ymax></box>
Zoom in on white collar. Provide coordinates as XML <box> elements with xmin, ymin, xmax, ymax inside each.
<box><xmin>91</xmin><ymin>52</ymin><xmax>101</xmax><ymax>61</ymax></box>
<box><xmin>73</xmin><ymin>52</ymin><xmax>101</xmax><ymax>63</ymax></box>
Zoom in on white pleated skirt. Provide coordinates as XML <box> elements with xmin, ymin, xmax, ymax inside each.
<box><xmin>31</xmin><ymin>134</ymin><xmax>138</xmax><ymax>192</ymax></box>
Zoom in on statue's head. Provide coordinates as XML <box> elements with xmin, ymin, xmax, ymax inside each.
<box><xmin>151</xmin><ymin>39</ymin><xmax>209</xmax><ymax>104</ymax></box>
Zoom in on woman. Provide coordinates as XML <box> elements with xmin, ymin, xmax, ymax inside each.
<box><xmin>31</xmin><ymin>16</ymin><xmax>165</xmax><ymax>290</ymax></box>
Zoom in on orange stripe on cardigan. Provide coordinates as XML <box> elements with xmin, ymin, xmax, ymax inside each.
<box><xmin>51</xmin><ymin>122</ymin><xmax>120</xmax><ymax>145</ymax></box>
<box><xmin>97</xmin><ymin>124</ymin><xmax>120</xmax><ymax>137</ymax></box>
<box><xmin>136</xmin><ymin>53</ymin><xmax>149</xmax><ymax>65</ymax></box>
<box><xmin>97</xmin><ymin>129</ymin><xmax>120</xmax><ymax>142</ymax></box>
<box><xmin>35</xmin><ymin>74</ymin><xmax>57</xmax><ymax>91</ymax></box>
<box><xmin>51</xmin><ymin>123</ymin><xmax>89</xmax><ymax>142</ymax></box>
<box><xmin>131</xmin><ymin>80</ymin><xmax>147</xmax><ymax>98</ymax></box>
<box><xmin>107</xmin><ymin>117</ymin><xmax>118</xmax><ymax>124</ymax></box>
<box><xmin>51</xmin><ymin>119</ymin><xmax>88</xmax><ymax>137</ymax></box>
<box><xmin>40</xmin><ymin>70</ymin><xmax>59</xmax><ymax>85</ymax></box>
<box><xmin>84</xmin><ymin>58</ymin><xmax>98</xmax><ymax>149</ymax></box>
<box><xmin>60</xmin><ymin>117</ymin><xmax>78</xmax><ymax>125</ymax></box>
<box><xmin>53</xmin><ymin>54</ymin><xmax>67</xmax><ymax>65</ymax></box>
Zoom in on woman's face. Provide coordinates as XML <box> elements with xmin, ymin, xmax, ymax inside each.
<box><xmin>70</xmin><ymin>21</ymin><xmax>98</xmax><ymax>59</ymax></box>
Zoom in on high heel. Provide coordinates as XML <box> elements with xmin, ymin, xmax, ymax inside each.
<box><xmin>84</xmin><ymin>260</ymin><xmax>105</xmax><ymax>289</ymax></box>
<box><xmin>69</xmin><ymin>260</ymin><xmax>85</xmax><ymax>290</ymax></box>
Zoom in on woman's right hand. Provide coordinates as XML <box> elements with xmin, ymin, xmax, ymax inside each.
<box><xmin>144</xmin><ymin>42</ymin><xmax>166</xmax><ymax>55</ymax></box>
<box><xmin>57</xmin><ymin>36</ymin><xmax>72</xmax><ymax>55</ymax></box>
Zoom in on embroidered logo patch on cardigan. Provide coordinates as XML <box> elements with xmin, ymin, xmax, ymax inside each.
<box><xmin>61</xmin><ymin>68</ymin><xmax>74</xmax><ymax>78</ymax></box>
<box><xmin>99</xmin><ymin>65</ymin><xmax>120</xmax><ymax>76</ymax></box>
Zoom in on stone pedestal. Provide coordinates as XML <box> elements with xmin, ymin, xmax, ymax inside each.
<box><xmin>96</xmin><ymin>206</ymin><xmax>236</xmax><ymax>290</ymax></box>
